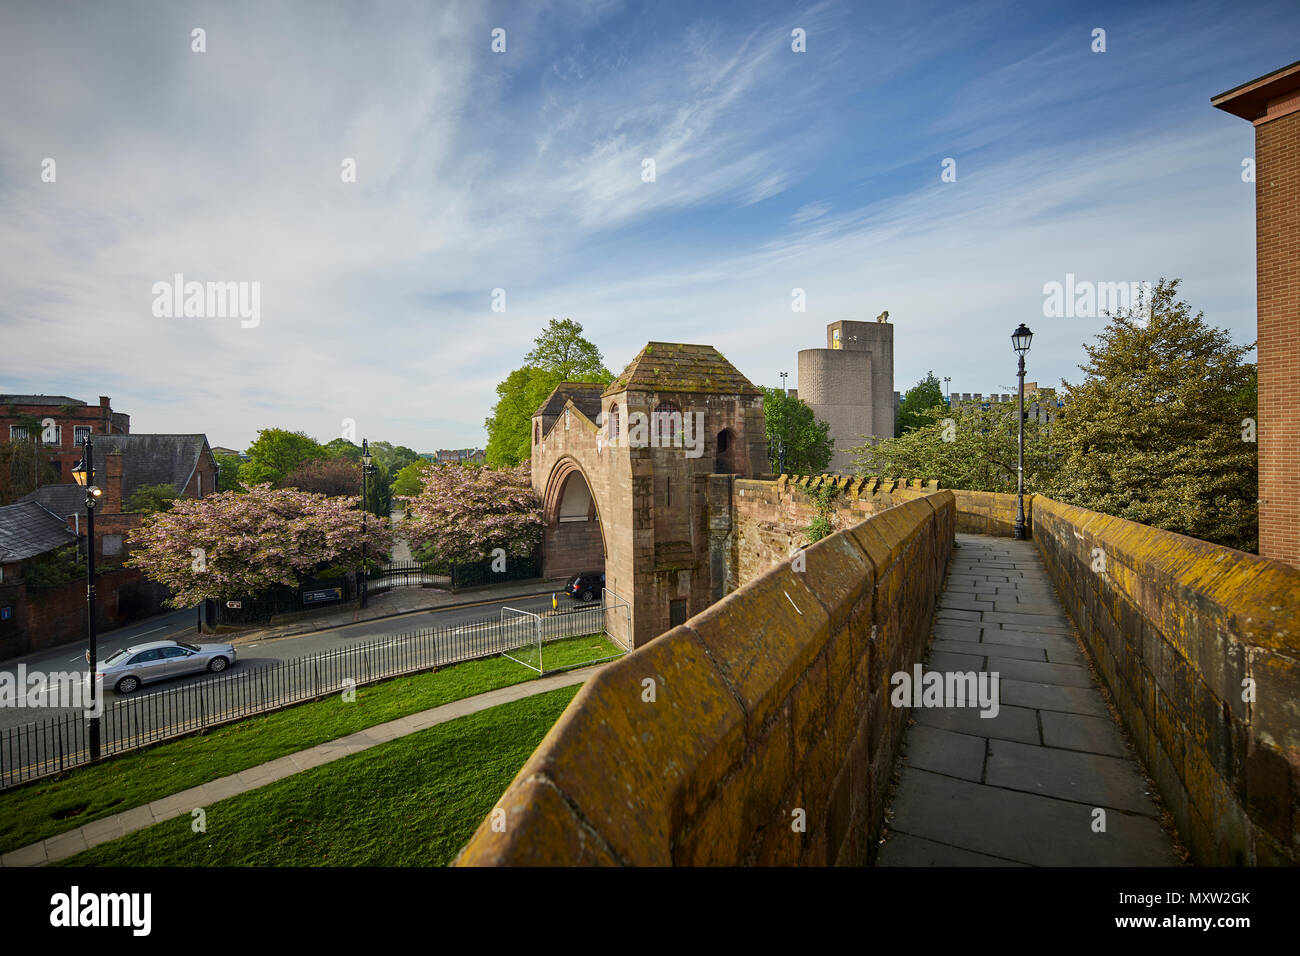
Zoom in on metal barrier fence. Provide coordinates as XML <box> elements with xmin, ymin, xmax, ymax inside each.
<box><xmin>0</xmin><ymin>602</ymin><xmax>607</xmax><ymax>790</ymax></box>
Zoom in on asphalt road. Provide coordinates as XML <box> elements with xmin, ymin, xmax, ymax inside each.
<box><xmin>0</xmin><ymin>592</ymin><xmax>575</xmax><ymax>735</ymax></box>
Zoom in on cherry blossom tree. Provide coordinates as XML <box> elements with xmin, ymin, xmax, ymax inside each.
<box><xmin>126</xmin><ymin>483</ymin><xmax>392</xmax><ymax>606</ymax></box>
<box><xmin>400</xmin><ymin>461</ymin><xmax>542</xmax><ymax>566</ymax></box>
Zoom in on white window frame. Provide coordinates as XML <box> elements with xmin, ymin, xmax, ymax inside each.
<box><xmin>9</xmin><ymin>425</ymin><xmax>29</xmax><ymax>441</ymax></box>
<box><xmin>73</xmin><ymin>425</ymin><xmax>92</xmax><ymax>444</ymax></box>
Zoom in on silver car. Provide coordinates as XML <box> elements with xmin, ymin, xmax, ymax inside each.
<box><xmin>89</xmin><ymin>639</ymin><xmax>238</xmax><ymax>694</ymax></box>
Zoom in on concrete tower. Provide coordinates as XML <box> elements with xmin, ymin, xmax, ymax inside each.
<box><xmin>797</xmin><ymin>319</ymin><xmax>895</xmax><ymax>472</ymax></box>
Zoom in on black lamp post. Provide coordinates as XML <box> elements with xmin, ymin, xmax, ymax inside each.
<box><xmin>359</xmin><ymin>439</ymin><xmax>375</xmax><ymax>609</ymax></box>
<box><xmin>71</xmin><ymin>439</ymin><xmax>103</xmax><ymax>760</ymax></box>
<box><xmin>1011</xmin><ymin>323</ymin><xmax>1034</xmax><ymax>540</ymax></box>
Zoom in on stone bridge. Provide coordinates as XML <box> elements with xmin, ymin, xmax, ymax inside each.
<box><xmin>457</xmin><ymin>482</ymin><xmax>1300</xmax><ymax>866</ymax></box>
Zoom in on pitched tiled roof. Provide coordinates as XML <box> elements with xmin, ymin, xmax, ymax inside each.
<box><xmin>603</xmin><ymin>343</ymin><xmax>761</xmax><ymax>397</ymax></box>
<box><xmin>0</xmin><ymin>395</ymin><xmax>86</xmax><ymax>407</ymax></box>
<box><xmin>89</xmin><ymin>434</ymin><xmax>213</xmax><ymax>500</ymax></box>
<box><xmin>535</xmin><ymin>383</ymin><xmax>605</xmax><ymax>422</ymax></box>
<box><xmin>0</xmin><ymin>501</ymin><xmax>78</xmax><ymax>563</ymax></box>
<box><xmin>18</xmin><ymin>484</ymin><xmax>86</xmax><ymax>518</ymax></box>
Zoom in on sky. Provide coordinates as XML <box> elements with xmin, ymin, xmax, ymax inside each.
<box><xmin>0</xmin><ymin>0</ymin><xmax>1292</xmax><ymax>453</ymax></box>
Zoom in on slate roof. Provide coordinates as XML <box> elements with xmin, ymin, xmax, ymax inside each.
<box><xmin>89</xmin><ymin>434</ymin><xmax>213</xmax><ymax>501</ymax></box>
<box><xmin>18</xmin><ymin>484</ymin><xmax>86</xmax><ymax>518</ymax></box>
<box><xmin>603</xmin><ymin>343</ymin><xmax>762</xmax><ymax>397</ymax></box>
<box><xmin>0</xmin><ymin>501</ymin><xmax>78</xmax><ymax>563</ymax></box>
<box><xmin>0</xmin><ymin>394</ymin><xmax>86</xmax><ymax>407</ymax></box>
<box><xmin>535</xmin><ymin>382</ymin><xmax>605</xmax><ymax>422</ymax></box>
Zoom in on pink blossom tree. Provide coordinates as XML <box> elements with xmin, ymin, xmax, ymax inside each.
<box><xmin>126</xmin><ymin>484</ymin><xmax>392</xmax><ymax>606</ymax></box>
<box><xmin>400</xmin><ymin>461</ymin><xmax>542</xmax><ymax>566</ymax></box>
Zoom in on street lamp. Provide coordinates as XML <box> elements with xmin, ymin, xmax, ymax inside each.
<box><xmin>779</xmin><ymin>371</ymin><xmax>789</xmax><ymax>394</ymax></box>
<box><xmin>943</xmin><ymin>376</ymin><xmax>951</xmax><ymax>403</ymax></box>
<box><xmin>71</xmin><ymin>439</ymin><xmax>103</xmax><ymax>761</ymax></box>
<box><xmin>1011</xmin><ymin>324</ymin><xmax>1033</xmax><ymax>540</ymax></box>
<box><xmin>359</xmin><ymin>439</ymin><xmax>375</xmax><ymax>608</ymax></box>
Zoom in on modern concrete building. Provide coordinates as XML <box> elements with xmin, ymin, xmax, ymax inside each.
<box><xmin>1213</xmin><ymin>60</ymin><xmax>1300</xmax><ymax>568</ymax></box>
<box><xmin>797</xmin><ymin>320</ymin><xmax>895</xmax><ymax>472</ymax></box>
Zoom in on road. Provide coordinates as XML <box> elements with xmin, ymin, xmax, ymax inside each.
<box><xmin>0</xmin><ymin>592</ymin><xmax>575</xmax><ymax>735</ymax></box>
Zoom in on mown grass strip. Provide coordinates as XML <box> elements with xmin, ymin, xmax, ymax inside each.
<box><xmin>60</xmin><ymin>684</ymin><xmax>580</xmax><ymax>866</ymax></box>
<box><xmin>1</xmin><ymin>634</ymin><xmax>615</xmax><ymax>855</ymax></box>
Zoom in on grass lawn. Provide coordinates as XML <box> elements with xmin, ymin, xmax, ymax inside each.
<box><xmin>1</xmin><ymin>633</ymin><xmax>616</xmax><ymax>855</ymax></box>
<box><xmin>60</xmin><ymin>684</ymin><xmax>580</xmax><ymax>866</ymax></box>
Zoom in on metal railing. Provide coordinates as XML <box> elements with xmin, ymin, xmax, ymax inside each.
<box><xmin>0</xmin><ymin>603</ymin><xmax>607</xmax><ymax>790</ymax></box>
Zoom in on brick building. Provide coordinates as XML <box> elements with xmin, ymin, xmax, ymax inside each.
<box><xmin>0</xmin><ymin>394</ymin><xmax>130</xmax><ymax>483</ymax></box>
<box><xmin>1213</xmin><ymin>60</ymin><xmax>1300</xmax><ymax>568</ymax></box>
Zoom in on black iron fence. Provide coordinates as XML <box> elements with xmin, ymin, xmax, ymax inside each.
<box><xmin>451</xmin><ymin>552</ymin><xmax>542</xmax><ymax>590</ymax></box>
<box><xmin>206</xmin><ymin>576</ymin><xmax>355</xmax><ymax>628</ymax></box>
<box><xmin>0</xmin><ymin>602</ymin><xmax>606</xmax><ymax>790</ymax></box>
<box><xmin>363</xmin><ymin>560</ymin><xmax>449</xmax><ymax>593</ymax></box>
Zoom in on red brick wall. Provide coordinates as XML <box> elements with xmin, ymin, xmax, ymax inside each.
<box><xmin>1255</xmin><ymin>108</ymin><xmax>1300</xmax><ymax>567</ymax></box>
<box><xmin>0</xmin><ymin>566</ymin><xmax>168</xmax><ymax>660</ymax></box>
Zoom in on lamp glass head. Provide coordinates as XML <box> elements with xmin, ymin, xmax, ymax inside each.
<box><xmin>1012</xmin><ymin>324</ymin><xmax>1034</xmax><ymax>355</ymax></box>
<box><xmin>72</xmin><ymin>459</ymin><xmax>88</xmax><ymax>487</ymax></box>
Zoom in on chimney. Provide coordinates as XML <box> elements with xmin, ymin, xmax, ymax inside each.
<box><xmin>99</xmin><ymin>396</ymin><xmax>110</xmax><ymax>408</ymax></box>
<box><xmin>102</xmin><ymin>451</ymin><xmax>124</xmax><ymax>514</ymax></box>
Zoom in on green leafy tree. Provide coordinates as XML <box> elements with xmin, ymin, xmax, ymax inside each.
<box><xmin>762</xmin><ymin>387</ymin><xmax>833</xmax><ymax>474</ymax></box>
<box><xmin>322</xmin><ymin>438</ymin><xmax>361</xmax><ymax>462</ymax></box>
<box><xmin>485</xmin><ymin>319</ymin><xmax>612</xmax><ymax>467</ymax></box>
<box><xmin>1047</xmin><ymin>278</ymin><xmax>1257</xmax><ymax>552</ymax></box>
<box><xmin>897</xmin><ymin>371</ymin><xmax>947</xmax><ymax>436</ymax></box>
<box><xmin>240</xmin><ymin>429</ymin><xmax>326</xmax><ymax>486</ymax></box>
<box><xmin>214</xmin><ymin>454</ymin><xmax>245</xmax><ymax>493</ymax></box>
<box><xmin>126</xmin><ymin>483</ymin><xmax>180</xmax><ymax>514</ymax></box>
<box><xmin>850</xmin><ymin>399</ymin><xmax>1055</xmax><ymax>493</ymax></box>
<box><xmin>524</xmin><ymin>318</ymin><xmax>610</xmax><ymax>379</ymax></box>
<box><xmin>391</xmin><ymin>461</ymin><xmax>426</xmax><ymax>498</ymax></box>
<box><xmin>368</xmin><ymin>441</ymin><xmax>421</xmax><ymax>478</ymax></box>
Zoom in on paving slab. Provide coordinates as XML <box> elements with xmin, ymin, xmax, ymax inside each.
<box><xmin>914</xmin><ymin>702</ymin><xmax>1039</xmax><ymax>744</ymax></box>
<box><xmin>987</xmin><ymin>657</ymin><xmax>1093</xmax><ymax>688</ymax></box>
<box><xmin>998</xmin><ymin>679</ymin><xmax>1110</xmax><ymax>718</ymax></box>
<box><xmin>881</xmin><ymin>768</ymin><xmax>1180</xmax><ymax>866</ymax></box>
<box><xmin>985</xmin><ymin>739</ymin><xmax>1159</xmax><ymax>815</ymax></box>
<box><xmin>899</xmin><ymin>724</ymin><xmax>986</xmax><ymax>782</ymax></box>
<box><xmin>932</xmin><ymin>638</ymin><xmax>1046</xmax><ymax>662</ymax></box>
<box><xmin>877</xmin><ymin>832</ymin><xmax>1027</xmax><ymax>866</ymax></box>
<box><xmin>1040</xmin><ymin>710</ymin><xmax>1131</xmax><ymax>757</ymax></box>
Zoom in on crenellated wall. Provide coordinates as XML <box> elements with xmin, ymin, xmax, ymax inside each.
<box><xmin>727</xmin><ymin>474</ymin><xmax>937</xmax><ymax>590</ymax></box>
<box><xmin>455</xmin><ymin>491</ymin><xmax>956</xmax><ymax>866</ymax></box>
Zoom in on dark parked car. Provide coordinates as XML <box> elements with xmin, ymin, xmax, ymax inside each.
<box><xmin>565</xmin><ymin>571</ymin><xmax>605</xmax><ymax>602</ymax></box>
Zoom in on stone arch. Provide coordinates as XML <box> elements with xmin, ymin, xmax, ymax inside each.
<box><xmin>541</xmin><ymin>457</ymin><xmax>607</xmax><ymax>580</ymax></box>
<box><xmin>717</xmin><ymin>427</ymin><xmax>742</xmax><ymax>474</ymax></box>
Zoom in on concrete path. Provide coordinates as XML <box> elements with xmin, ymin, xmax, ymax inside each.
<box><xmin>877</xmin><ymin>534</ymin><xmax>1182</xmax><ymax>866</ymax></box>
<box><xmin>1</xmin><ymin>664</ymin><xmax>604</xmax><ymax>867</ymax></box>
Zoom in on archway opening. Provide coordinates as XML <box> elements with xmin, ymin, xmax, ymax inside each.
<box><xmin>542</xmin><ymin>462</ymin><xmax>606</xmax><ymax>582</ymax></box>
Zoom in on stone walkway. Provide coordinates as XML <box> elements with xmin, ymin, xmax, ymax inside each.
<box><xmin>1</xmin><ymin>664</ymin><xmax>603</xmax><ymax>867</ymax></box>
<box><xmin>877</xmin><ymin>533</ymin><xmax>1181</xmax><ymax>866</ymax></box>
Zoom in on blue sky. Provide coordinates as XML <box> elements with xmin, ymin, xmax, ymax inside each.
<box><xmin>0</xmin><ymin>0</ymin><xmax>1292</xmax><ymax>452</ymax></box>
